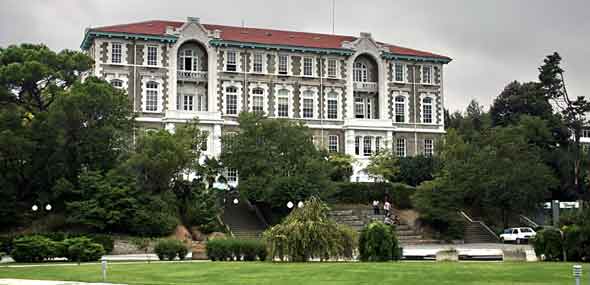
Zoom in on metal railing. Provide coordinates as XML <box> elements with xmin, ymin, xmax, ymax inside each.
<box><xmin>459</xmin><ymin>211</ymin><xmax>500</xmax><ymax>242</ymax></box>
<box><xmin>519</xmin><ymin>214</ymin><xmax>540</xmax><ymax>228</ymax></box>
<box><xmin>177</xmin><ymin>70</ymin><xmax>207</xmax><ymax>81</ymax></box>
<box><xmin>353</xmin><ymin>81</ymin><xmax>378</xmax><ymax>92</ymax></box>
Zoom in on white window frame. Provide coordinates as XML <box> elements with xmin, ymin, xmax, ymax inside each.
<box><xmin>355</xmin><ymin>136</ymin><xmax>361</xmax><ymax>155</ymax></box>
<box><xmin>251</xmin><ymin>52</ymin><xmax>265</xmax><ymax>74</ymax></box>
<box><xmin>141</xmin><ymin>77</ymin><xmax>163</xmax><ymax>113</ymax></box>
<box><xmin>277</xmin><ymin>53</ymin><xmax>290</xmax><ymax>75</ymax></box>
<box><xmin>328</xmin><ymin>135</ymin><xmax>339</xmax><ymax>153</ymax></box>
<box><xmin>583</xmin><ymin>129</ymin><xmax>590</xmax><ymax>138</ymax></box>
<box><xmin>393</xmin><ymin>62</ymin><xmax>406</xmax><ymax>83</ymax></box>
<box><xmin>421</xmin><ymin>65</ymin><xmax>433</xmax><ymax>85</ymax></box>
<box><xmin>224</xmin><ymin>50</ymin><xmax>239</xmax><ymax>72</ymax></box>
<box><xmin>375</xmin><ymin>137</ymin><xmax>382</xmax><ymax>153</ymax></box>
<box><xmin>145</xmin><ymin>45</ymin><xmax>160</xmax><ymax>67</ymax></box>
<box><xmin>324</xmin><ymin>87</ymin><xmax>342</xmax><ymax>120</ymax></box>
<box><xmin>354</xmin><ymin>96</ymin><xmax>365</xmax><ymax>119</ymax></box>
<box><xmin>222</xmin><ymin>81</ymin><xmax>243</xmax><ymax>116</ymax></box>
<box><xmin>326</xmin><ymin>58</ymin><xmax>339</xmax><ymax>79</ymax></box>
<box><xmin>226</xmin><ymin>168</ymin><xmax>238</xmax><ymax>184</ymax></box>
<box><xmin>424</xmin><ymin>139</ymin><xmax>434</xmax><ymax>156</ymax></box>
<box><xmin>178</xmin><ymin>48</ymin><xmax>199</xmax><ymax>71</ymax></box>
<box><xmin>145</xmin><ymin>81</ymin><xmax>159</xmax><ymax>112</ymax></box>
<box><xmin>248</xmin><ymin>83</ymin><xmax>269</xmax><ymax>115</ymax></box>
<box><xmin>303</xmin><ymin>57</ymin><xmax>315</xmax><ymax>77</ymax></box>
<box><xmin>105</xmin><ymin>74</ymin><xmax>128</xmax><ymax>92</ymax></box>
<box><xmin>353</xmin><ymin>62</ymin><xmax>368</xmax><ymax>82</ymax></box>
<box><xmin>299</xmin><ymin>86</ymin><xmax>318</xmax><ymax>119</ymax></box>
<box><xmin>108</xmin><ymin>42</ymin><xmax>127</xmax><ymax>64</ymax></box>
<box><xmin>396</xmin><ymin>138</ymin><xmax>406</xmax><ymax>157</ymax></box>
<box><xmin>420</xmin><ymin>93</ymin><xmax>436</xmax><ymax>124</ymax></box>
<box><xmin>273</xmin><ymin>84</ymin><xmax>294</xmax><ymax>118</ymax></box>
<box><xmin>363</xmin><ymin>136</ymin><xmax>373</xmax><ymax>156</ymax></box>
<box><xmin>110</xmin><ymin>79</ymin><xmax>123</xmax><ymax>89</ymax></box>
<box><xmin>392</xmin><ymin>91</ymin><xmax>410</xmax><ymax>123</ymax></box>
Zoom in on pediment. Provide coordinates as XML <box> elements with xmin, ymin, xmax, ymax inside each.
<box><xmin>342</xmin><ymin>32</ymin><xmax>389</xmax><ymax>54</ymax></box>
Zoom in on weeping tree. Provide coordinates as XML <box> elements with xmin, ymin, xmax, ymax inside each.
<box><xmin>263</xmin><ymin>196</ymin><xmax>357</xmax><ymax>262</ymax></box>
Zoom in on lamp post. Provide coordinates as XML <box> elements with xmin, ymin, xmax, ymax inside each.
<box><xmin>572</xmin><ymin>264</ymin><xmax>582</xmax><ymax>285</ymax></box>
<box><xmin>287</xmin><ymin>201</ymin><xmax>294</xmax><ymax>209</ymax></box>
<box><xmin>297</xmin><ymin>201</ymin><xmax>304</xmax><ymax>208</ymax></box>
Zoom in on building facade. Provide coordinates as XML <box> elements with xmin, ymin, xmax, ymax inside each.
<box><xmin>80</xmin><ymin>17</ymin><xmax>452</xmax><ymax>183</ymax></box>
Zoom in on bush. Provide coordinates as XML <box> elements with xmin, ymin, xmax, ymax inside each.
<box><xmin>87</xmin><ymin>234</ymin><xmax>114</xmax><ymax>254</ymax></box>
<box><xmin>62</xmin><ymin>237</ymin><xmax>105</xmax><ymax>262</ymax></box>
<box><xmin>359</xmin><ymin>221</ymin><xmax>401</xmax><ymax>262</ymax></box>
<box><xmin>322</xmin><ymin>182</ymin><xmax>414</xmax><ymax>209</ymax></box>
<box><xmin>154</xmin><ymin>239</ymin><xmax>188</xmax><ymax>261</ymax></box>
<box><xmin>533</xmin><ymin>228</ymin><xmax>563</xmax><ymax>261</ymax></box>
<box><xmin>10</xmin><ymin>235</ymin><xmax>60</xmax><ymax>262</ymax></box>
<box><xmin>206</xmin><ymin>239</ymin><xmax>267</xmax><ymax>261</ymax></box>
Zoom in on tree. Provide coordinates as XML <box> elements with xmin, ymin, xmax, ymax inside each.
<box><xmin>326</xmin><ymin>152</ymin><xmax>354</xmax><ymax>182</ymax></box>
<box><xmin>0</xmin><ymin>44</ymin><xmax>93</xmax><ymax>112</ymax></box>
<box><xmin>220</xmin><ymin>113</ymin><xmax>332</xmax><ymax>208</ymax></box>
<box><xmin>366</xmin><ymin>149</ymin><xmax>399</xmax><ymax>182</ymax></box>
<box><xmin>491</xmin><ymin>81</ymin><xmax>553</xmax><ymax>127</ymax></box>
<box><xmin>397</xmin><ymin>155</ymin><xmax>437</xmax><ymax>187</ymax></box>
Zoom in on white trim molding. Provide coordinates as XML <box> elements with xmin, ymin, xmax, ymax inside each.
<box><xmin>323</xmin><ymin>86</ymin><xmax>343</xmax><ymax>120</ymax></box>
<box><xmin>249</xmin><ymin>51</ymin><xmax>268</xmax><ymax>74</ymax></box>
<box><xmin>247</xmin><ymin>82</ymin><xmax>269</xmax><ymax>114</ymax></box>
<box><xmin>391</xmin><ymin>90</ymin><xmax>410</xmax><ymax>123</ymax></box>
<box><xmin>221</xmin><ymin>81</ymin><xmax>243</xmax><ymax>116</ymax></box>
<box><xmin>143</xmin><ymin>44</ymin><xmax>163</xmax><ymax>67</ymax></box>
<box><xmin>106</xmin><ymin>41</ymin><xmax>128</xmax><ymax>65</ymax></box>
<box><xmin>324</xmin><ymin>57</ymin><xmax>340</xmax><ymax>79</ymax></box>
<box><xmin>299</xmin><ymin>85</ymin><xmax>319</xmax><ymax>119</ymax></box>
<box><xmin>273</xmin><ymin>83</ymin><xmax>294</xmax><ymax>118</ymax></box>
<box><xmin>105</xmin><ymin>73</ymin><xmax>129</xmax><ymax>92</ymax></box>
<box><xmin>419</xmin><ymin>92</ymin><xmax>437</xmax><ymax>124</ymax></box>
<box><xmin>140</xmin><ymin>76</ymin><xmax>164</xmax><ymax>113</ymax></box>
<box><xmin>223</xmin><ymin>49</ymin><xmax>241</xmax><ymax>72</ymax></box>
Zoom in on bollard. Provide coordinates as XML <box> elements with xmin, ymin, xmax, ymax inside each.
<box><xmin>573</xmin><ymin>264</ymin><xmax>582</xmax><ymax>285</ymax></box>
<box><xmin>101</xmin><ymin>257</ymin><xmax>108</xmax><ymax>281</ymax></box>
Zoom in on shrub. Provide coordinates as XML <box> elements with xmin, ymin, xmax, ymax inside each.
<box><xmin>154</xmin><ymin>239</ymin><xmax>188</xmax><ymax>261</ymax></box>
<box><xmin>87</xmin><ymin>234</ymin><xmax>114</xmax><ymax>254</ymax></box>
<box><xmin>206</xmin><ymin>239</ymin><xmax>267</xmax><ymax>261</ymax></box>
<box><xmin>337</xmin><ymin>224</ymin><xmax>358</xmax><ymax>260</ymax></box>
<box><xmin>533</xmin><ymin>228</ymin><xmax>563</xmax><ymax>261</ymax></box>
<box><xmin>10</xmin><ymin>235</ymin><xmax>60</xmax><ymax>262</ymax></box>
<box><xmin>62</xmin><ymin>237</ymin><xmax>105</xmax><ymax>262</ymax></box>
<box><xmin>358</xmin><ymin>221</ymin><xmax>401</xmax><ymax>262</ymax></box>
<box><xmin>323</xmin><ymin>182</ymin><xmax>414</xmax><ymax>209</ymax></box>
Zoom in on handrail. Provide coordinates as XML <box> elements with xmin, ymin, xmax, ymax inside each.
<box><xmin>245</xmin><ymin>199</ymin><xmax>269</xmax><ymax>228</ymax></box>
<box><xmin>458</xmin><ymin>211</ymin><xmax>500</xmax><ymax>242</ymax></box>
<box><xmin>216</xmin><ymin>214</ymin><xmax>234</xmax><ymax>238</ymax></box>
<box><xmin>519</xmin><ymin>214</ymin><xmax>539</xmax><ymax>228</ymax></box>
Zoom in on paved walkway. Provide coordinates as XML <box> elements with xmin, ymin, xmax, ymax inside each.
<box><xmin>402</xmin><ymin>243</ymin><xmax>537</xmax><ymax>261</ymax></box>
<box><xmin>0</xmin><ymin>279</ymin><xmax>125</xmax><ymax>285</ymax></box>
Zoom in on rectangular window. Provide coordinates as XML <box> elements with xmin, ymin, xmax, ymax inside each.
<box><xmin>183</xmin><ymin>94</ymin><xmax>194</xmax><ymax>111</ymax></box>
<box><xmin>253</xmin><ymin>53</ymin><xmax>263</xmax><ymax>73</ymax></box>
<box><xmin>396</xmin><ymin>138</ymin><xmax>406</xmax><ymax>157</ymax></box>
<box><xmin>225</xmin><ymin>87</ymin><xmax>238</xmax><ymax>115</ymax></box>
<box><xmin>227</xmin><ymin>168</ymin><xmax>238</xmax><ymax>183</ymax></box>
<box><xmin>111</xmin><ymin>42</ymin><xmax>122</xmax><ymax>64</ymax></box>
<box><xmin>201</xmin><ymin>131</ymin><xmax>209</xmax><ymax>151</ymax></box>
<box><xmin>327</xmin><ymin>96</ymin><xmax>338</xmax><ymax>119</ymax></box>
<box><xmin>145</xmin><ymin>81</ymin><xmax>158</xmax><ymax>112</ymax></box>
<box><xmin>375</xmin><ymin>137</ymin><xmax>382</xmax><ymax>153</ymax></box>
<box><xmin>278</xmin><ymin>54</ymin><xmax>289</xmax><ymax>75</ymax></box>
<box><xmin>394</xmin><ymin>63</ymin><xmax>404</xmax><ymax>82</ymax></box>
<box><xmin>422</xmin><ymin>66</ymin><xmax>432</xmax><ymax>84</ymax></box>
<box><xmin>327</xmin><ymin>59</ymin><xmax>337</xmax><ymax>78</ymax></box>
<box><xmin>354</xmin><ymin>97</ymin><xmax>365</xmax><ymax>118</ymax></box>
<box><xmin>355</xmin><ymin>136</ymin><xmax>361</xmax><ymax>155</ymax></box>
<box><xmin>582</xmin><ymin>129</ymin><xmax>590</xmax><ymax>138</ymax></box>
<box><xmin>277</xmin><ymin>97</ymin><xmax>289</xmax><ymax>117</ymax></box>
<box><xmin>328</xmin><ymin>135</ymin><xmax>339</xmax><ymax>153</ymax></box>
<box><xmin>395</xmin><ymin>96</ymin><xmax>405</xmax><ymax>123</ymax></box>
<box><xmin>424</xmin><ymin>139</ymin><xmax>434</xmax><ymax>156</ymax></box>
<box><xmin>252</xmin><ymin>96</ymin><xmax>264</xmax><ymax>114</ymax></box>
<box><xmin>147</xmin><ymin>46</ymin><xmax>158</xmax><ymax>66</ymax></box>
<box><xmin>302</xmin><ymin>98</ymin><xmax>314</xmax><ymax>118</ymax></box>
<box><xmin>363</xmin><ymin>136</ymin><xmax>373</xmax><ymax>156</ymax></box>
<box><xmin>366</xmin><ymin>98</ymin><xmax>372</xmax><ymax>119</ymax></box>
<box><xmin>303</xmin><ymin>57</ymin><xmax>313</xmax><ymax>76</ymax></box>
<box><xmin>226</xmin><ymin>51</ymin><xmax>237</xmax><ymax>71</ymax></box>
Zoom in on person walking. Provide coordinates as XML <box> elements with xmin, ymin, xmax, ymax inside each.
<box><xmin>372</xmin><ymin>200</ymin><xmax>380</xmax><ymax>215</ymax></box>
<box><xmin>383</xmin><ymin>200</ymin><xmax>391</xmax><ymax>217</ymax></box>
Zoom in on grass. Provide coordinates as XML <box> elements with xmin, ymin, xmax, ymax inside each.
<box><xmin>0</xmin><ymin>261</ymin><xmax>582</xmax><ymax>284</ymax></box>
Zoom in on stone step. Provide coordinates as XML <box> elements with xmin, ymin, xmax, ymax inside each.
<box><xmin>399</xmin><ymin>239</ymin><xmax>441</xmax><ymax>245</ymax></box>
<box><xmin>329</xmin><ymin>210</ymin><xmax>353</xmax><ymax>216</ymax></box>
<box><xmin>397</xmin><ymin>235</ymin><xmax>423</xmax><ymax>240</ymax></box>
<box><xmin>331</xmin><ymin>215</ymin><xmax>361</xmax><ymax>222</ymax></box>
<box><xmin>395</xmin><ymin>230</ymin><xmax>417</xmax><ymax>236</ymax></box>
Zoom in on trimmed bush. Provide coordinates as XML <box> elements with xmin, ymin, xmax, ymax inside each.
<box><xmin>10</xmin><ymin>235</ymin><xmax>60</xmax><ymax>262</ymax></box>
<box><xmin>206</xmin><ymin>239</ymin><xmax>267</xmax><ymax>262</ymax></box>
<box><xmin>359</xmin><ymin>221</ymin><xmax>401</xmax><ymax>262</ymax></box>
<box><xmin>323</xmin><ymin>182</ymin><xmax>414</xmax><ymax>209</ymax></box>
<box><xmin>533</xmin><ymin>228</ymin><xmax>563</xmax><ymax>261</ymax></box>
<box><xmin>62</xmin><ymin>237</ymin><xmax>105</xmax><ymax>262</ymax></box>
<box><xmin>154</xmin><ymin>239</ymin><xmax>188</xmax><ymax>261</ymax></box>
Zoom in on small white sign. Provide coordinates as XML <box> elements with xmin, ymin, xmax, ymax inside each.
<box><xmin>560</xmin><ymin>201</ymin><xmax>579</xmax><ymax>209</ymax></box>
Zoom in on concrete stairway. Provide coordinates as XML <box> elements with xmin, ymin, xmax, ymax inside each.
<box><xmin>222</xmin><ymin>200</ymin><xmax>267</xmax><ymax>240</ymax></box>
<box><xmin>329</xmin><ymin>207</ymin><xmax>439</xmax><ymax>245</ymax></box>
<box><xmin>460</xmin><ymin>211</ymin><xmax>500</xmax><ymax>243</ymax></box>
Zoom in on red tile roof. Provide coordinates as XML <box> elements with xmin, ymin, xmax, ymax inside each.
<box><xmin>89</xmin><ymin>20</ymin><xmax>450</xmax><ymax>60</ymax></box>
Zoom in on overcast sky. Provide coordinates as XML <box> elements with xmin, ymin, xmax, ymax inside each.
<box><xmin>1</xmin><ymin>0</ymin><xmax>588</xmax><ymax>111</ymax></box>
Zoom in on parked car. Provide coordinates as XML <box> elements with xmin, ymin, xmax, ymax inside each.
<box><xmin>499</xmin><ymin>227</ymin><xmax>536</xmax><ymax>244</ymax></box>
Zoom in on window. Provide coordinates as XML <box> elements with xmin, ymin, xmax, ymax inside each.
<box><xmin>110</xmin><ymin>79</ymin><xmax>123</xmax><ymax>89</ymax></box>
<box><xmin>354</xmin><ymin>97</ymin><xmax>365</xmax><ymax>118</ymax></box>
<box><xmin>183</xmin><ymin>94</ymin><xmax>194</xmax><ymax>111</ymax></box>
<box><xmin>302</xmin><ymin>90</ymin><xmax>314</xmax><ymax>118</ymax></box>
<box><xmin>278</xmin><ymin>54</ymin><xmax>289</xmax><ymax>75</ymax></box>
<box><xmin>363</xmin><ymin>136</ymin><xmax>373</xmax><ymax>156</ymax></box>
<box><xmin>328</xmin><ymin>135</ymin><xmax>338</xmax><ymax>153</ymax></box>
<box><xmin>327</xmin><ymin>59</ymin><xmax>337</xmax><ymax>78</ymax></box>
<box><xmin>396</xmin><ymin>138</ymin><xmax>406</xmax><ymax>157</ymax></box>
<box><xmin>222</xmin><ymin>132</ymin><xmax>237</xmax><ymax>153</ymax></box>
<box><xmin>366</xmin><ymin>98</ymin><xmax>372</xmax><ymax>119</ymax></box>
<box><xmin>424</xmin><ymin>139</ymin><xmax>434</xmax><ymax>156</ymax></box>
<box><xmin>111</xmin><ymin>42</ymin><xmax>122</xmax><ymax>64</ymax></box>
<box><xmin>303</xmin><ymin>57</ymin><xmax>313</xmax><ymax>76</ymax></box>
<box><xmin>327</xmin><ymin>92</ymin><xmax>338</xmax><ymax>119</ymax></box>
<box><xmin>252</xmin><ymin>53</ymin><xmax>264</xmax><ymax>73</ymax></box>
<box><xmin>225</xmin><ymin>86</ymin><xmax>238</xmax><ymax>115</ymax></box>
<box><xmin>251</xmin><ymin>88</ymin><xmax>264</xmax><ymax>114</ymax></box>
<box><xmin>394</xmin><ymin>96</ymin><xmax>405</xmax><ymax>123</ymax></box>
<box><xmin>422</xmin><ymin>66</ymin><xmax>432</xmax><ymax>84</ymax></box>
<box><xmin>375</xmin><ymin>137</ymin><xmax>382</xmax><ymax>153</ymax></box>
<box><xmin>394</xmin><ymin>63</ymin><xmax>404</xmax><ymax>82</ymax></box>
<box><xmin>226</xmin><ymin>168</ymin><xmax>238</xmax><ymax>183</ymax></box>
<box><xmin>201</xmin><ymin>131</ymin><xmax>209</xmax><ymax>151</ymax></box>
<box><xmin>147</xmin><ymin>46</ymin><xmax>158</xmax><ymax>66</ymax></box>
<box><xmin>277</xmin><ymin>89</ymin><xmax>289</xmax><ymax>117</ymax></box>
<box><xmin>355</xmin><ymin>136</ymin><xmax>361</xmax><ymax>155</ymax></box>
<box><xmin>422</xmin><ymin>97</ymin><xmax>433</xmax><ymax>123</ymax></box>
<box><xmin>226</xmin><ymin>51</ymin><xmax>237</xmax><ymax>71</ymax></box>
<box><xmin>197</xmin><ymin>92</ymin><xmax>207</xmax><ymax>111</ymax></box>
<box><xmin>582</xmin><ymin>129</ymin><xmax>590</xmax><ymax>138</ymax></box>
<box><xmin>179</xmin><ymin>49</ymin><xmax>199</xmax><ymax>71</ymax></box>
<box><xmin>145</xmin><ymin>81</ymin><xmax>158</xmax><ymax>112</ymax></box>
<box><xmin>353</xmin><ymin>62</ymin><xmax>368</xmax><ymax>82</ymax></box>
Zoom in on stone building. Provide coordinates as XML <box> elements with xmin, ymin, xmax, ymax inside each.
<box><xmin>80</xmin><ymin>17</ymin><xmax>452</xmax><ymax>183</ymax></box>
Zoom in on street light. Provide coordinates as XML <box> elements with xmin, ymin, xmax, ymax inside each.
<box><xmin>233</xmin><ymin>198</ymin><xmax>239</xmax><ymax>205</ymax></box>
<box><xmin>31</xmin><ymin>205</ymin><xmax>38</xmax><ymax>212</ymax></box>
<box><xmin>297</xmin><ymin>201</ymin><xmax>304</xmax><ymax>208</ymax></box>
<box><xmin>287</xmin><ymin>201</ymin><xmax>294</xmax><ymax>209</ymax></box>
<box><xmin>45</xmin><ymin>204</ymin><xmax>52</xmax><ymax>211</ymax></box>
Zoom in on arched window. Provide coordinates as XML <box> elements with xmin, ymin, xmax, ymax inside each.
<box><xmin>110</xmin><ymin>79</ymin><xmax>123</xmax><ymax>89</ymax></box>
<box><xmin>179</xmin><ymin>49</ymin><xmax>199</xmax><ymax>71</ymax></box>
<box><xmin>301</xmin><ymin>90</ymin><xmax>315</xmax><ymax>118</ymax></box>
<box><xmin>145</xmin><ymin>81</ymin><xmax>159</xmax><ymax>112</ymax></box>
<box><xmin>225</xmin><ymin>86</ymin><xmax>238</xmax><ymax>115</ymax></box>
<box><xmin>251</xmin><ymin>87</ymin><xmax>264</xmax><ymax>114</ymax></box>
<box><xmin>353</xmin><ymin>61</ymin><xmax>368</xmax><ymax>82</ymax></box>
<box><xmin>422</xmin><ymin>97</ymin><xmax>433</xmax><ymax>123</ymax></box>
<box><xmin>276</xmin><ymin>89</ymin><xmax>289</xmax><ymax>117</ymax></box>
<box><xmin>395</xmin><ymin>96</ymin><xmax>406</xmax><ymax>123</ymax></box>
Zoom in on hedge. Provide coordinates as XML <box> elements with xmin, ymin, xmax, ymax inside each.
<box><xmin>154</xmin><ymin>239</ymin><xmax>188</xmax><ymax>261</ymax></box>
<box><xmin>533</xmin><ymin>228</ymin><xmax>563</xmax><ymax>261</ymax></box>
<box><xmin>359</xmin><ymin>221</ymin><xmax>401</xmax><ymax>262</ymax></box>
<box><xmin>206</xmin><ymin>239</ymin><xmax>267</xmax><ymax>261</ymax></box>
<box><xmin>10</xmin><ymin>235</ymin><xmax>105</xmax><ymax>263</ymax></box>
<box><xmin>0</xmin><ymin>232</ymin><xmax>114</xmax><ymax>254</ymax></box>
<box><xmin>322</xmin><ymin>182</ymin><xmax>415</xmax><ymax>209</ymax></box>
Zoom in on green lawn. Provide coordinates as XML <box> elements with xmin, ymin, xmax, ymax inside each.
<box><xmin>0</xmin><ymin>261</ymin><xmax>582</xmax><ymax>284</ymax></box>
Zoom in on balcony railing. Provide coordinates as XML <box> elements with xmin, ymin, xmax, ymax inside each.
<box><xmin>353</xmin><ymin>81</ymin><xmax>378</xmax><ymax>92</ymax></box>
<box><xmin>177</xmin><ymin>70</ymin><xmax>208</xmax><ymax>81</ymax></box>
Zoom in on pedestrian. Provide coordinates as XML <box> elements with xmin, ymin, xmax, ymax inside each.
<box><xmin>372</xmin><ymin>200</ymin><xmax>380</xmax><ymax>215</ymax></box>
<box><xmin>383</xmin><ymin>200</ymin><xmax>391</xmax><ymax>217</ymax></box>
<box><xmin>384</xmin><ymin>213</ymin><xmax>393</xmax><ymax>225</ymax></box>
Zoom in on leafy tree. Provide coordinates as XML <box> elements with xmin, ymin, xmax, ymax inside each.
<box><xmin>491</xmin><ymin>81</ymin><xmax>553</xmax><ymax>127</ymax></box>
<box><xmin>366</xmin><ymin>149</ymin><xmax>399</xmax><ymax>182</ymax></box>
<box><xmin>397</xmin><ymin>155</ymin><xmax>437</xmax><ymax>187</ymax></box>
<box><xmin>0</xmin><ymin>44</ymin><xmax>93</xmax><ymax>112</ymax></box>
<box><xmin>326</xmin><ymin>152</ymin><xmax>354</xmax><ymax>182</ymax></box>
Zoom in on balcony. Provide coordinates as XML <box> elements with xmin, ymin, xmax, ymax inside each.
<box><xmin>177</xmin><ymin>70</ymin><xmax>208</xmax><ymax>82</ymax></box>
<box><xmin>353</xmin><ymin>81</ymin><xmax>378</xmax><ymax>92</ymax></box>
